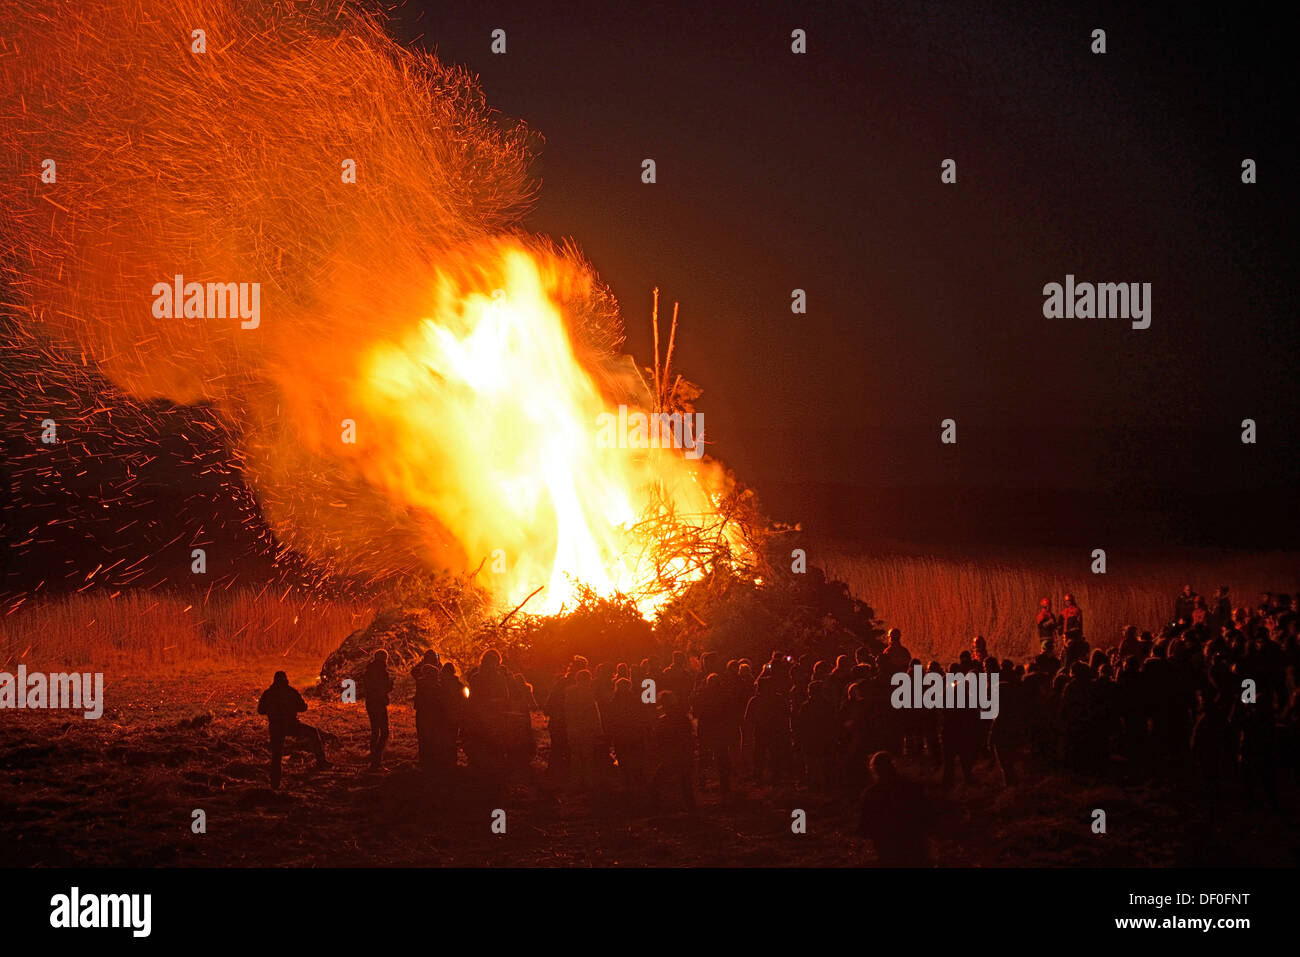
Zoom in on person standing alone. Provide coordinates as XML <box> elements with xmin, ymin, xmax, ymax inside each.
<box><xmin>364</xmin><ymin>650</ymin><xmax>393</xmax><ymax>771</ymax></box>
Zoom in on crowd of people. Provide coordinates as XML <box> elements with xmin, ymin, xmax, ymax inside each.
<box><xmin>257</xmin><ymin>584</ymin><xmax>1300</xmax><ymax>861</ymax></box>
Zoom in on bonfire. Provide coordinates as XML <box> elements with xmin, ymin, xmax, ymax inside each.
<box><xmin>0</xmin><ymin>0</ymin><xmax>879</xmax><ymax>677</ymax></box>
<box><xmin>0</xmin><ymin>0</ymin><xmax>765</xmax><ymax>624</ymax></box>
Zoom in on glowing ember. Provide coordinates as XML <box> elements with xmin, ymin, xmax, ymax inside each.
<box><xmin>0</xmin><ymin>0</ymin><xmax>747</xmax><ymax>615</ymax></box>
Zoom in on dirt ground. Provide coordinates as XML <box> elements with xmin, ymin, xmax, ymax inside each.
<box><xmin>1</xmin><ymin>655</ymin><xmax>1295</xmax><ymax>867</ymax></box>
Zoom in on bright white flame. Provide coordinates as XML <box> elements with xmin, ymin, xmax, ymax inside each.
<box><xmin>352</xmin><ymin>240</ymin><xmax>743</xmax><ymax>616</ymax></box>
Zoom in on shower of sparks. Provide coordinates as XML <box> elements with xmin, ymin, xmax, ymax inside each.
<box><xmin>0</xmin><ymin>0</ymin><xmax>747</xmax><ymax>617</ymax></box>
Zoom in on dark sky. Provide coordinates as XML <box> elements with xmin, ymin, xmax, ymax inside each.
<box><xmin>391</xmin><ymin>0</ymin><xmax>1298</xmax><ymax>545</ymax></box>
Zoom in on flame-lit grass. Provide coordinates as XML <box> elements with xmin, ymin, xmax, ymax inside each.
<box><xmin>821</xmin><ymin>546</ymin><xmax>1300</xmax><ymax>664</ymax></box>
<box><xmin>0</xmin><ymin>590</ymin><xmax>374</xmax><ymax>669</ymax></box>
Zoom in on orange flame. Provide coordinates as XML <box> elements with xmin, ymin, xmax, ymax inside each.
<box><xmin>353</xmin><ymin>240</ymin><xmax>742</xmax><ymax>614</ymax></box>
<box><xmin>0</xmin><ymin>0</ymin><xmax>746</xmax><ymax>616</ymax></box>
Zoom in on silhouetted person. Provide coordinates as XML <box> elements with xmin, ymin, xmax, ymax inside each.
<box><xmin>466</xmin><ymin>649</ymin><xmax>511</xmax><ymax>784</ymax></box>
<box><xmin>412</xmin><ymin>650</ymin><xmax>442</xmax><ymax>771</ymax></box>
<box><xmin>693</xmin><ymin>672</ymin><xmax>735</xmax><ymax>794</ymax></box>
<box><xmin>606</xmin><ymin>677</ymin><xmax>649</xmax><ymax>786</ymax></box>
<box><xmin>1061</xmin><ymin>632</ymin><xmax>1091</xmax><ymax>671</ymax></box>
<box><xmin>988</xmin><ymin>660</ymin><xmax>1023</xmax><ymax>786</ymax></box>
<box><xmin>917</xmin><ymin>661</ymin><xmax>944</xmax><ymax>766</ymax></box>
<box><xmin>1118</xmin><ymin>625</ymin><xmax>1144</xmax><ymax>661</ymax></box>
<box><xmin>661</xmin><ymin>650</ymin><xmax>694</xmax><ymax>702</ymax></box>
<box><xmin>650</xmin><ymin>690</ymin><xmax>695</xmax><ymax>807</ymax></box>
<box><xmin>1191</xmin><ymin>595</ymin><xmax>1210</xmax><ymax>631</ymax></box>
<box><xmin>1231</xmin><ymin>674</ymin><xmax>1279</xmax><ymax>811</ymax></box>
<box><xmin>1059</xmin><ymin>661</ymin><xmax>1100</xmax><ymax>774</ymax></box>
<box><xmin>941</xmin><ymin>670</ymin><xmax>984</xmax><ymax>789</ymax></box>
<box><xmin>469</xmin><ymin>649</ymin><xmax>510</xmax><ymax>710</ymax></box>
<box><xmin>838</xmin><ymin>680</ymin><xmax>875</xmax><ymax>789</ymax></box>
<box><xmin>744</xmin><ymin>675</ymin><xmax>789</xmax><ymax>785</ymax></box>
<box><xmin>511</xmin><ymin>672</ymin><xmax>539</xmax><ymax>712</ymax></box>
<box><xmin>1021</xmin><ymin>671</ymin><xmax>1055</xmax><ymax>766</ymax></box>
<box><xmin>1174</xmin><ymin>584</ymin><xmax>1198</xmax><ymax>626</ymax></box>
<box><xmin>544</xmin><ymin>656</ymin><xmax>586</xmax><ymax>779</ymax></box>
<box><xmin>858</xmin><ymin>751</ymin><xmax>933</xmax><ymax>866</ymax></box>
<box><xmin>1031</xmin><ymin>638</ymin><xmax>1060</xmax><ymax>679</ymax></box>
<box><xmin>1212</xmin><ymin>586</ymin><xmax>1232</xmax><ymax>634</ymax></box>
<box><xmin>437</xmin><ymin>662</ymin><xmax>465</xmax><ymax>772</ymax></box>
<box><xmin>880</xmin><ymin>628</ymin><xmax>911</xmax><ymax>673</ymax></box>
<box><xmin>565</xmin><ymin>669</ymin><xmax>603</xmax><ymax>790</ymax></box>
<box><xmin>363</xmin><ymin>650</ymin><xmax>393</xmax><ymax>770</ymax></box>
<box><xmin>1191</xmin><ymin>688</ymin><xmax>1232</xmax><ymax>821</ymax></box>
<box><xmin>794</xmin><ymin>678</ymin><xmax>837</xmax><ymax>790</ymax></box>
<box><xmin>827</xmin><ymin>654</ymin><xmax>853</xmax><ymax>702</ymax></box>
<box><xmin>257</xmin><ymin>671</ymin><xmax>328</xmax><ymax>789</ymax></box>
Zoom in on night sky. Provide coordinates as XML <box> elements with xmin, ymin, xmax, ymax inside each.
<box><xmin>2</xmin><ymin>1</ymin><xmax>1296</xmax><ymax>597</ymax></box>
<box><xmin>393</xmin><ymin>0</ymin><xmax>1298</xmax><ymax>547</ymax></box>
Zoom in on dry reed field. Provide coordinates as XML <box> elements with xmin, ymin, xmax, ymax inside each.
<box><xmin>821</xmin><ymin>544</ymin><xmax>1300</xmax><ymax>665</ymax></box>
<box><xmin>0</xmin><ymin>590</ymin><xmax>375</xmax><ymax>670</ymax></box>
<box><xmin>3</xmin><ymin>546</ymin><xmax>1297</xmax><ymax>673</ymax></box>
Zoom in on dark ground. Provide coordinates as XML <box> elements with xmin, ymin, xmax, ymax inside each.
<box><xmin>1</xmin><ymin>655</ymin><xmax>1296</xmax><ymax>867</ymax></box>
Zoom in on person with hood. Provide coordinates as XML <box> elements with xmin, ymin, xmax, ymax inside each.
<box><xmin>257</xmin><ymin>671</ymin><xmax>329</xmax><ymax>789</ymax></box>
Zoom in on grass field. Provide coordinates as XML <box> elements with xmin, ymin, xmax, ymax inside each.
<box><xmin>820</xmin><ymin>543</ymin><xmax>1300</xmax><ymax>665</ymax></box>
<box><xmin>0</xmin><ymin>589</ymin><xmax>375</xmax><ymax>670</ymax></box>
<box><xmin>3</xmin><ymin>546</ymin><xmax>1297</xmax><ymax>672</ymax></box>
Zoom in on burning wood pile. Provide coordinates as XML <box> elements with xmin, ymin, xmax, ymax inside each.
<box><xmin>3</xmin><ymin>0</ymin><xmax>884</xmax><ymax>671</ymax></box>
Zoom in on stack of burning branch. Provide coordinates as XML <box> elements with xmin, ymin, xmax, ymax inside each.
<box><xmin>631</xmin><ymin>289</ymin><xmax>769</xmax><ymax>607</ymax></box>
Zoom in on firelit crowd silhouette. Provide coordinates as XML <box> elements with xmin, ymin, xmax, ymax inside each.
<box><xmin>258</xmin><ymin>585</ymin><xmax>1300</xmax><ymax>864</ymax></box>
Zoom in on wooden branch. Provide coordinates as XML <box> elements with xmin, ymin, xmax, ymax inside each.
<box><xmin>500</xmin><ymin>584</ymin><xmax>545</xmax><ymax>628</ymax></box>
<box><xmin>663</xmin><ymin>301</ymin><xmax>678</xmax><ymax>409</ymax></box>
<box><xmin>651</xmin><ymin>286</ymin><xmax>661</xmax><ymax>409</ymax></box>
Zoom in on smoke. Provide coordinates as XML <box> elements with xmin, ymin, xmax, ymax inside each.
<box><xmin>0</xmin><ymin>0</ymin><xmax>649</xmax><ymax>587</ymax></box>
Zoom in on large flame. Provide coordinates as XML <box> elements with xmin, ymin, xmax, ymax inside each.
<box><xmin>357</xmin><ymin>241</ymin><xmax>738</xmax><ymax>614</ymax></box>
<box><xmin>0</xmin><ymin>0</ymin><xmax>745</xmax><ymax>615</ymax></box>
